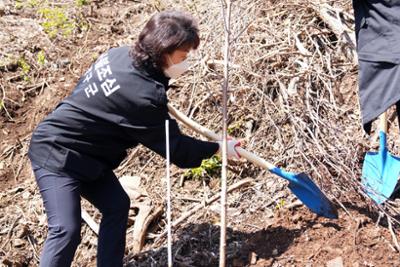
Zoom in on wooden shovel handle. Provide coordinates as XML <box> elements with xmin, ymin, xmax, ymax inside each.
<box><xmin>380</xmin><ymin>111</ymin><xmax>387</xmax><ymax>134</ymax></box>
<box><xmin>167</xmin><ymin>104</ymin><xmax>276</xmax><ymax>170</ymax></box>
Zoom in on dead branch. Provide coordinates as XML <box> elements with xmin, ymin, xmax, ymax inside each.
<box><xmin>309</xmin><ymin>1</ymin><xmax>358</xmax><ymax>64</ymax></box>
<box><xmin>131</xmin><ymin>205</ymin><xmax>164</xmax><ymax>254</ymax></box>
<box><xmin>387</xmin><ymin>215</ymin><xmax>400</xmax><ymax>252</ymax></box>
<box><xmin>81</xmin><ymin>209</ymin><xmax>99</xmax><ymax>235</ymax></box>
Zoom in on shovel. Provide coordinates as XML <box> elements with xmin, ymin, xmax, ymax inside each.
<box><xmin>362</xmin><ymin>112</ymin><xmax>400</xmax><ymax>204</ymax></box>
<box><xmin>168</xmin><ymin>104</ymin><xmax>338</xmax><ymax>219</ymax></box>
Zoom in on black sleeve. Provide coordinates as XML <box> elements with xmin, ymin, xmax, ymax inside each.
<box><xmin>121</xmin><ymin>104</ymin><xmax>219</xmax><ymax>168</ymax></box>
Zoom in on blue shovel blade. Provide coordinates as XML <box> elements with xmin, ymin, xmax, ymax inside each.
<box><xmin>270</xmin><ymin>167</ymin><xmax>338</xmax><ymax>219</ymax></box>
<box><xmin>362</xmin><ymin>151</ymin><xmax>400</xmax><ymax>204</ymax></box>
<box><xmin>283</xmin><ymin>172</ymin><xmax>338</xmax><ymax>219</ymax></box>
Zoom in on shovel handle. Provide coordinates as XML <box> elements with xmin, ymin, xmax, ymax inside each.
<box><xmin>167</xmin><ymin>104</ymin><xmax>276</xmax><ymax>171</ymax></box>
<box><xmin>378</xmin><ymin>112</ymin><xmax>388</xmax><ymax>153</ymax></box>
<box><xmin>379</xmin><ymin>111</ymin><xmax>387</xmax><ymax>134</ymax></box>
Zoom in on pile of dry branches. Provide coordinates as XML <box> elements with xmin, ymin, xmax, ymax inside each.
<box><xmin>164</xmin><ymin>0</ymin><xmax>400</xmax><ymax>218</ymax></box>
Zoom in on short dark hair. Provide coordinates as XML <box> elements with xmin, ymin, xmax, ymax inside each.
<box><xmin>130</xmin><ymin>10</ymin><xmax>200</xmax><ymax>75</ymax></box>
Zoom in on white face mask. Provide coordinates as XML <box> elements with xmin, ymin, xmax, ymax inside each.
<box><xmin>164</xmin><ymin>57</ymin><xmax>190</xmax><ymax>79</ymax></box>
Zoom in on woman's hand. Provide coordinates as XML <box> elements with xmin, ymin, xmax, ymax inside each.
<box><xmin>217</xmin><ymin>139</ymin><xmax>241</xmax><ymax>159</ymax></box>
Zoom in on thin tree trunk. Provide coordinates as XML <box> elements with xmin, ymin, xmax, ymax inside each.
<box><xmin>220</xmin><ymin>1</ymin><xmax>231</xmax><ymax>266</ymax></box>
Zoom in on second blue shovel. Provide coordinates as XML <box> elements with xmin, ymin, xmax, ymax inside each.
<box><xmin>362</xmin><ymin>112</ymin><xmax>400</xmax><ymax>204</ymax></box>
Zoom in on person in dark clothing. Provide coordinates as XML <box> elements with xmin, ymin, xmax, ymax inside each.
<box><xmin>352</xmin><ymin>0</ymin><xmax>400</xmax><ymax>133</ymax></box>
<box><xmin>28</xmin><ymin>11</ymin><xmax>241</xmax><ymax>267</ymax></box>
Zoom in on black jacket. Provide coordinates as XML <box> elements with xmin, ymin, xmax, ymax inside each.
<box><xmin>28</xmin><ymin>46</ymin><xmax>219</xmax><ymax>181</ymax></box>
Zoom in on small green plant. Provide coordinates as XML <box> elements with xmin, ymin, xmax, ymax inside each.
<box><xmin>75</xmin><ymin>0</ymin><xmax>88</xmax><ymax>7</ymax></box>
<box><xmin>275</xmin><ymin>199</ymin><xmax>286</xmax><ymax>210</ymax></box>
<box><xmin>15</xmin><ymin>0</ymin><xmax>24</xmax><ymax>9</ymax></box>
<box><xmin>37</xmin><ymin>50</ymin><xmax>46</xmax><ymax>66</ymax></box>
<box><xmin>15</xmin><ymin>0</ymin><xmax>40</xmax><ymax>9</ymax></box>
<box><xmin>227</xmin><ymin>121</ymin><xmax>243</xmax><ymax>136</ymax></box>
<box><xmin>18</xmin><ymin>57</ymin><xmax>31</xmax><ymax>81</ymax></box>
<box><xmin>27</xmin><ymin>0</ymin><xmax>40</xmax><ymax>8</ymax></box>
<box><xmin>91</xmin><ymin>53</ymin><xmax>99</xmax><ymax>60</ymax></box>
<box><xmin>39</xmin><ymin>7</ymin><xmax>75</xmax><ymax>38</ymax></box>
<box><xmin>183</xmin><ymin>155</ymin><xmax>222</xmax><ymax>180</ymax></box>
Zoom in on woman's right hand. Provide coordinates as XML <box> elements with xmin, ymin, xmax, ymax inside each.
<box><xmin>217</xmin><ymin>139</ymin><xmax>241</xmax><ymax>159</ymax></box>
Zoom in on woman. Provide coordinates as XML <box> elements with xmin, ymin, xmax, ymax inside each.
<box><xmin>28</xmin><ymin>10</ymin><xmax>241</xmax><ymax>267</ymax></box>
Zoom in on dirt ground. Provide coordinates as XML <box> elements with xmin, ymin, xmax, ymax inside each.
<box><xmin>1</xmin><ymin>0</ymin><xmax>400</xmax><ymax>266</ymax></box>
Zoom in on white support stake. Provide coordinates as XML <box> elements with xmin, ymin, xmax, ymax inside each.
<box><xmin>220</xmin><ymin>1</ymin><xmax>231</xmax><ymax>266</ymax></box>
<box><xmin>165</xmin><ymin>120</ymin><xmax>173</xmax><ymax>267</ymax></box>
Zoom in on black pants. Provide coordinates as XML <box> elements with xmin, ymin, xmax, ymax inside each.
<box><xmin>31</xmin><ymin>163</ymin><xmax>130</xmax><ymax>267</ymax></box>
<box><xmin>363</xmin><ymin>100</ymin><xmax>400</xmax><ymax>134</ymax></box>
